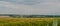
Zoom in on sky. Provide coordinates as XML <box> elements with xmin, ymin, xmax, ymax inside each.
<box><xmin>0</xmin><ymin>0</ymin><xmax>60</xmax><ymax>15</ymax></box>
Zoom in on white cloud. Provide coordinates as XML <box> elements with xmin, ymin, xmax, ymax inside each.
<box><xmin>0</xmin><ymin>1</ymin><xmax>42</xmax><ymax>15</ymax></box>
<box><xmin>0</xmin><ymin>0</ymin><xmax>60</xmax><ymax>15</ymax></box>
<box><xmin>0</xmin><ymin>1</ymin><xmax>35</xmax><ymax>15</ymax></box>
<box><xmin>32</xmin><ymin>2</ymin><xmax>60</xmax><ymax>15</ymax></box>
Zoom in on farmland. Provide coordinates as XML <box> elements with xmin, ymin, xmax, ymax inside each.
<box><xmin>0</xmin><ymin>17</ymin><xmax>60</xmax><ymax>26</ymax></box>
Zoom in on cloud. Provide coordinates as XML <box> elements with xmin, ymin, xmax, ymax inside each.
<box><xmin>0</xmin><ymin>1</ymin><xmax>40</xmax><ymax>15</ymax></box>
<box><xmin>0</xmin><ymin>1</ymin><xmax>36</xmax><ymax>15</ymax></box>
<box><xmin>0</xmin><ymin>0</ymin><xmax>41</xmax><ymax>5</ymax></box>
<box><xmin>0</xmin><ymin>0</ymin><xmax>41</xmax><ymax>15</ymax></box>
<box><xmin>0</xmin><ymin>0</ymin><xmax>60</xmax><ymax>15</ymax></box>
<box><xmin>32</xmin><ymin>2</ymin><xmax>60</xmax><ymax>15</ymax></box>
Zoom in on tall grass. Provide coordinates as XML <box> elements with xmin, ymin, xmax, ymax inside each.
<box><xmin>0</xmin><ymin>17</ymin><xmax>59</xmax><ymax>26</ymax></box>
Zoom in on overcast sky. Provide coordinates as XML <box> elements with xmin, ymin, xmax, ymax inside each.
<box><xmin>0</xmin><ymin>0</ymin><xmax>60</xmax><ymax>15</ymax></box>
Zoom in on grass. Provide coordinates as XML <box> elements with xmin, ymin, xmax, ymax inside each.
<box><xmin>0</xmin><ymin>17</ymin><xmax>59</xmax><ymax>26</ymax></box>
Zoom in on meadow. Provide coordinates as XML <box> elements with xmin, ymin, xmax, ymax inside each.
<box><xmin>0</xmin><ymin>17</ymin><xmax>60</xmax><ymax>26</ymax></box>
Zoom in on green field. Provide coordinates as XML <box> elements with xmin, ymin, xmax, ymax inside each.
<box><xmin>0</xmin><ymin>17</ymin><xmax>60</xmax><ymax>26</ymax></box>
